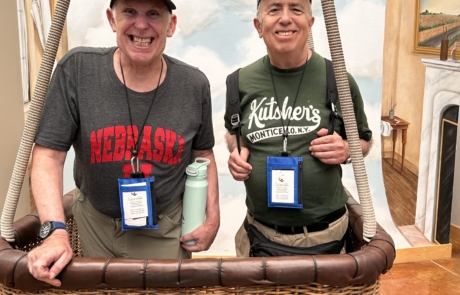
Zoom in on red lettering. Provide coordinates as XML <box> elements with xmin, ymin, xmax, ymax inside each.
<box><xmin>122</xmin><ymin>163</ymin><xmax>132</xmax><ymax>178</ymax></box>
<box><xmin>163</xmin><ymin>130</ymin><xmax>177</xmax><ymax>165</ymax></box>
<box><xmin>139</xmin><ymin>126</ymin><xmax>153</xmax><ymax>161</ymax></box>
<box><xmin>90</xmin><ymin>129</ymin><xmax>103</xmax><ymax>164</ymax></box>
<box><xmin>174</xmin><ymin>135</ymin><xmax>185</xmax><ymax>165</ymax></box>
<box><xmin>153</xmin><ymin>128</ymin><xmax>165</xmax><ymax>162</ymax></box>
<box><xmin>102</xmin><ymin>127</ymin><xmax>114</xmax><ymax>162</ymax></box>
<box><xmin>114</xmin><ymin>126</ymin><xmax>127</xmax><ymax>162</ymax></box>
<box><xmin>140</xmin><ymin>164</ymin><xmax>153</xmax><ymax>177</ymax></box>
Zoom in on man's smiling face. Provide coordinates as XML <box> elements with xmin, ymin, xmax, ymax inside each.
<box><xmin>254</xmin><ymin>0</ymin><xmax>314</xmax><ymax>61</ymax></box>
<box><xmin>107</xmin><ymin>0</ymin><xmax>176</xmax><ymax>66</ymax></box>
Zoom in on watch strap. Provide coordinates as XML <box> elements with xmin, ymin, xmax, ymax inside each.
<box><xmin>52</xmin><ymin>221</ymin><xmax>67</xmax><ymax>230</ymax></box>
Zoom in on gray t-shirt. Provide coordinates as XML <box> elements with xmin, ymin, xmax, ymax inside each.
<box><xmin>36</xmin><ymin>47</ymin><xmax>215</xmax><ymax>218</ymax></box>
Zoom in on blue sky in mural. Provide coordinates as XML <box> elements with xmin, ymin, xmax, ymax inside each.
<box><xmin>65</xmin><ymin>0</ymin><xmax>411</xmax><ymax>254</ymax></box>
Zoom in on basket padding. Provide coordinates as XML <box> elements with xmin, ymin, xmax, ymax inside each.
<box><xmin>0</xmin><ymin>192</ymin><xmax>395</xmax><ymax>292</ymax></box>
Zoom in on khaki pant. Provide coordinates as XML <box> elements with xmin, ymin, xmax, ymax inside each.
<box><xmin>72</xmin><ymin>188</ymin><xmax>190</xmax><ymax>259</ymax></box>
<box><xmin>235</xmin><ymin>209</ymin><xmax>349</xmax><ymax>257</ymax></box>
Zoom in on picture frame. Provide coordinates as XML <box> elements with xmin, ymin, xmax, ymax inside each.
<box><xmin>414</xmin><ymin>0</ymin><xmax>460</xmax><ymax>54</ymax></box>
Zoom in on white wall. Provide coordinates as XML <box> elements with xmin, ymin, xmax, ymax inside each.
<box><xmin>0</xmin><ymin>0</ymin><xmax>31</xmax><ymax>221</ymax></box>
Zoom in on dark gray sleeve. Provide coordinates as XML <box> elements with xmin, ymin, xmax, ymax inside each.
<box><xmin>192</xmin><ymin>75</ymin><xmax>215</xmax><ymax>150</ymax></box>
<box><xmin>35</xmin><ymin>61</ymin><xmax>79</xmax><ymax>151</ymax></box>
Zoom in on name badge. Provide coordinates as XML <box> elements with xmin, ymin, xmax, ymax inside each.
<box><xmin>118</xmin><ymin>177</ymin><xmax>158</xmax><ymax>231</ymax></box>
<box><xmin>267</xmin><ymin>156</ymin><xmax>303</xmax><ymax>209</ymax></box>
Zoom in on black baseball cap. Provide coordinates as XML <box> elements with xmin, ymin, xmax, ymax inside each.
<box><xmin>257</xmin><ymin>0</ymin><xmax>311</xmax><ymax>7</ymax></box>
<box><xmin>110</xmin><ymin>0</ymin><xmax>176</xmax><ymax>12</ymax></box>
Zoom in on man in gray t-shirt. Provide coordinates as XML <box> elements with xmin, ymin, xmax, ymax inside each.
<box><xmin>27</xmin><ymin>0</ymin><xmax>219</xmax><ymax>287</ymax></box>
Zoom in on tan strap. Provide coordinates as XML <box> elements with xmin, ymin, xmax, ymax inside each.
<box><xmin>321</xmin><ymin>0</ymin><xmax>376</xmax><ymax>241</ymax></box>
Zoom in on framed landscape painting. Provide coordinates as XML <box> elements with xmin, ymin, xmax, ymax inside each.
<box><xmin>414</xmin><ymin>0</ymin><xmax>460</xmax><ymax>54</ymax></box>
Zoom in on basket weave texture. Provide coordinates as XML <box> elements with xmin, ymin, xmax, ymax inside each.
<box><xmin>0</xmin><ymin>193</ymin><xmax>393</xmax><ymax>295</ymax></box>
<box><xmin>0</xmin><ymin>280</ymin><xmax>381</xmax><ymax>295</ymax></box>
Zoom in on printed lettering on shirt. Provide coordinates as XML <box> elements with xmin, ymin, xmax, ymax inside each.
<box><xmin>90</xmin><ymin>125</ymin><xmax>184</xmax><ymax>177</ymax></box>
<box><xmin>247</xmin><ymin>96</ymin><xmax>321</xmax><ymax>143</ymax></box>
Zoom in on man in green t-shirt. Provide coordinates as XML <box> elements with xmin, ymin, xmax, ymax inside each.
<box><xmin>224</xmin><ymin>0</ymin><xmax>372</xmax><ymax>257</ymax></box>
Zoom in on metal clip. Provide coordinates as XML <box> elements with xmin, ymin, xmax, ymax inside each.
<box><xmin>283</xmin><ymin>136</ymin><xmax>288</xmax><ymax>153</ymax></box>
<box><xmin>131</xmin><ymin>155</ymin><xmax>140</xmax><ymax>173</ymax></box>
<box><xmin>331</xmin><ymin>102</ymin><xmax>338</xmax><ymax>118</ymax></box>
<box><xmin>231</xmin><ymin>114</ymin><xmax>240</xmax><ymax>129</ymax></box>
<box><xmin>279</xmin><ymin>132</ymin><xmax>291</xmax><ymax>156</ymax></box>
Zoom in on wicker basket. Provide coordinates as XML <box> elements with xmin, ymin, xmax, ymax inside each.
<box><xmin>1</xmin><ymin>0</ymin><xmax>394</xmax><ymax>294</ymax></box>
<box><xmin>0</xmin><ymin>282</ymin><xmax>381</xmax><ymax>295</ymax></box>
<box><xmin>0</xmin><ymin>193</ymin><xmax>393</xmax><ymax>295</ymax></box>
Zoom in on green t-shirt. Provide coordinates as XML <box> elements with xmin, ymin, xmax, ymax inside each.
<box><xmin>224</xmin><ymin>51</ymin><xmax>372</xmax><ymax>226</ymax></box>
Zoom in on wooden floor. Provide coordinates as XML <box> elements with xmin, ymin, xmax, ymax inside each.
<box><xmin>380</xmin><ymin>157</ymin><xmax>460</xmax><ymax>295</ymax></box>
<box><xmin>382</xmin><ymin>158</ymin><xmax>418</xmax><ymax>227</ymax></box>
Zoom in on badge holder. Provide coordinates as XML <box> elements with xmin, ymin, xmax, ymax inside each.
<box><xmin>118</xmin><ymin>153</ymin><xmax>158</xmax><ymax>231</ymax></box>
<box><xmin>266</xmin><ymin>136</ymin><xmax>303</xmax><ymax>209</ymax></box>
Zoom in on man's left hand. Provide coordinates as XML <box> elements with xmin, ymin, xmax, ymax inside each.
<box><xmin>179</xmin><ymin>219</ymin><xmax>219</xmax><ymax>252</ymax></box>
<box><xmin>309</xmin><ymin>128</ymin><xmax>348</xmax><ymax>165</ymax></box>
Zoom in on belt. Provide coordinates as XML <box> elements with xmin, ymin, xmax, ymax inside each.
<box><xmin>252</xmin><ymin>206</ymin><xmax>346</xmax><ymax>235</ymax></box>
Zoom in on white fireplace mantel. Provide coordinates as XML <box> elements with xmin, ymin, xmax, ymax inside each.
<box><xmin>416</xmin><ymin>59</ymin><xmax>460</xmax><ymax>241</ymax></box>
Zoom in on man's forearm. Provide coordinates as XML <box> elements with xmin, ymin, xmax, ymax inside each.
<box><xmin>31</xmin><ymin>144</ymin><xmax>68</xmax><ymax>224</ymax></box>
<box><xmin>192</xmin><ymin>149</ymin><xmax>219</xmax><ymax>226</ymax></box>
<box><xmin>344</xmin><ymin>139</ymin><xmax>373</xmax><ymax>159</ymax></box>
<box><xmin>225</xmin><ymin>132</ymin><xmax>239</xmax><ymax>153</ymax></box>
<box><xmin>361</xmin><ymin>139</ymin><xmax>373</xmax><ymax>157</ymax></box>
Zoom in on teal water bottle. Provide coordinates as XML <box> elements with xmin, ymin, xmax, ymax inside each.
<box><xmin>181</xmin><ymin>157</ymin><xmax>210</xmax><ymax>245</ymax></box>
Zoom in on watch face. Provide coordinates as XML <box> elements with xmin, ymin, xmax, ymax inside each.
<box><xmin>39</xmin><ymin>221</ymin><xmax>52</xmax><ymax>239</ymax></box>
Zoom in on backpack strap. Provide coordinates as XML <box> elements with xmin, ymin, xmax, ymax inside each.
<box><xmin>325</xmin><ymin>58</ymin><xmax>339</xmax><ymax>136</ymax></box>
<box><xmin>226</xmin><ymin>68</ymin><xmax>242</xmax><ymax>154</ymax></box>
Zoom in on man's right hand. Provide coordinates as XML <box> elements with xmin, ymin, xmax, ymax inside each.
<box><xmin>227</xmin><ymin>147</ymin><xmax>252</xmax><ymax>181</ymax></box>
<box><xmin>27</xmin><ymin>230</ymin><xmax>73</xmax><ymax>287</ymax></box>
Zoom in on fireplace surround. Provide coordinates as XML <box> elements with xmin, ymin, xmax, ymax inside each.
<box><xmin>416</xmin><ymin>59</ymin><xmax>460</xmax><ymax>242</ymax></box>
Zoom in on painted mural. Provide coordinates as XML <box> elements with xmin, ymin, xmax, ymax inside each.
<box><xmin>63</xmin><ymin>0</ymin><xmax>410</xmax><ymax>255</ymax></box>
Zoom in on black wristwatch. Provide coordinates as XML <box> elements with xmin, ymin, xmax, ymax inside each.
<box><xmin>39</xmin><ymin>221</ymin><xmax>67</xmax><ymax>239</ymax></box>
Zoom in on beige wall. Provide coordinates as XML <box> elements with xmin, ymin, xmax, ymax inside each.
<box><xmin>382</xmin><ymin>0</ymin><xmax>436</xmax><ymax>174</ymax></box>
<box><xmin>24</xmin><ymin>0</ymin><xmax>68</xmax><ymax>105</ymax></box>
<box><xmin>0</xmin><ymin>1</ymin><xmax>31</xmax><ymax>220</ymax></box>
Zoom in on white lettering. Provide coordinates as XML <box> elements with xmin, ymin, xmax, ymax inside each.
<box><xmin>247</xmin><ymin>96</ymin><xmax>322</xmax><ymax>131</ymax></box>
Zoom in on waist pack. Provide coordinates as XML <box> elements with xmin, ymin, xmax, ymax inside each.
<box><xmin>244</xmin><ymin>218</ymin><xmax>345</xmax><ymax>257</ymax></box>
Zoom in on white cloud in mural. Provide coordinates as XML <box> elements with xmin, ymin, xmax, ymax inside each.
<box><xmin>312</xmin><ymin>0</ymin><xmax>385</xmax><ymax>78</ymax></box>
<box><xmin>212</xmin><ymin>110</ymin><xmax>232</xmax><ymax>176</ymax></box>
<box><xmin>175</xmin><ymin>45</ymin><xmax>234</xmax><ymax>99</ymax></box>
<box><xmin>236</xmin><ymin>29</ymin><xmax>268</xmax><ymax>66</ymax></box>
<box><xmin>220</xmin><ymin>0</ymin><xmax>257</xmax><ymax>22</ymax></box>
<box><xmin>173</xmin><ymin>0</ymin><xmax>219</xmax><ymax>35</ymax></box>
<box><xmin>203</xmin><ymin>190</ymin><xmax>246</xmax><ymax>255</ymax></box>
<box><xmin>364</xmin><ymin>103</ymin><xmax>383</xmax><ymax>161</ymax></box>
<box><xmin>67</xmin><ymin>1</ymin><xmax>116</xmax><ymax>49</ymax></box>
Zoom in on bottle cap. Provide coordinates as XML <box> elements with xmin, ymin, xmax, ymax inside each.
<box><xmin>186</xmin><ymin>158</ymin><xmax>210</xmax><ymax>177</ymax></box>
